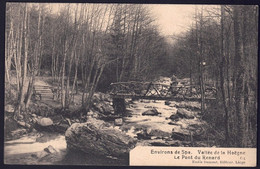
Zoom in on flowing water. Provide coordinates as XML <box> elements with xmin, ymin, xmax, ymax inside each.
<box><xmin>4</xmin><ymin>132</ymin><xmax>66</xmax><ymax>165</ymax></box>
<box><xmin>4</xmin><ymin>132</ymin><xmax>129</xmax><ymax>165</ymax></box>
<box><xmin>122</xmin><ymin>99</ymin><xmax>204</xmax><ymax>139</ymax></box>
<box><xmin>4</xmin><ymin>99</ymin><xmax>203</xmax><ymax>165</ymax></box>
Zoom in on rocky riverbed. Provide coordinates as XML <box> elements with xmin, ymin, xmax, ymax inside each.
<box><xmin>115</xmin><ymin>99</ymin><xmax>209</xmax><ymax>147</ymax></box>
<box><xmin>4</xmin><ymin>98</ymin><xmax>212</xmax><ymax>165</ymax></box>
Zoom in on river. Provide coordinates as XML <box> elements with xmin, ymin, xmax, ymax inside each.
<box><xmin>4</xmin><ymin>99</ymin><xmax>203</xmax><ymax>165</ymax></box>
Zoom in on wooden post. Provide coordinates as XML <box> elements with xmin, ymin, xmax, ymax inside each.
<box><xmin>112</xmin><ymin>98</ymin><xmax>126</xmax><ymax>115</ymax></box>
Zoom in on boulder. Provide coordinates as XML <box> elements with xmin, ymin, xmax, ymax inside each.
<box><xmin>168</xmin><ymin>121</ymin><xmax>182</xmax><ymax>126</ymax></box>
<box><xmin>169</xmin><ymin>114</ymin><xmax>180</xmax><ymax>121</ymax></box>
<box><xmin>142</xmin><ymin>100</ymin><xmax>150</xmax><ymax>103</ymax></box>
<box><xmin>136</xmin><ymin>129</ymin><xmax>152</xmax><ymax>140</ymax></box>
<box><xmin>5</xmin><ymin>104</ymin><xmax>15</xmax><ymax>113</ymax></box>
<box><xmin>37</xmin><ymin>117</ymin><xmax>53</xmax><ymax>127</ymax></box>
<box><xmin>165</xmin><ymin>100</ymin><xmax>171</xmax><ymax>105</ymax></box>
<box><xmin>44</xmin><ymin>145</ymin><xmax>57</xmax><ymax>154</ymax></box>
<box><xmin>129</xmin><ymin>104</ymin><xmax>138</xmax><ymax>108</ymax></box>
<box><xmin>65</xmin><ymin>118</ymin><xmax>136</xmax><ymax>157</ymax></box>
<box><xmin>177</xmin><ymin>102</ymin><xmax>201</xmax><ymax>111</ymax></box>
<box><xmin>93</xmin><ymin>93</ymin><xmax>112</xmax><ymax>103</ymax></box>
<box><xmin>17</xmin><ymin>120</ymin><xmax>31</xmax><ymax>128</ymax></box>
<box><xmin>99</xmin><ymin>114</ymin><xmax>121</xmax><ymax>121</ymax></box>
<box><xmin>53</xmin><ymin>123</ymin><xmax>70</xmax><ymax>133</ymax></box>
<box><xmin>31</xmin><ymin>150</ymin><xmax>49</xmax><ymax>159</ymax></box>
<box><xmin>87</xmin><ymin>111</ymin><xmax>94</xmax><ymax>116</ymax></box>
<box><xmin>188</xmin><ymin>124</ymin><xmax>206</xmax><ymax>141</ymax></box>
<box><xmin>31</xmin><ymin>145</ymin><xmax>59</xmax><ymax>162</ymax></box>
<box><xmin>114</xmin><ymin>118</ymin><xmax>123</xmax><ymax>126</ymax></box>
<box><xmin>176</xmin><ymin>108</ymin><xmax>195</xmax><ymax>119</ymax></box>
<box><xmin>170</xmin><ymin>123</ymin><xmax>206</xmax><ymax>141</ymax></box>
<box><xmin>50</xmin><ymin>115</ymin><xmax>72</xmax><ymax>133</ymax></box>
<box><xmin>10</xmin><ymin>129</ymin><xmax>27</xmax><ymax>139</ymax></box>
<box><xmin>100</xmin><ymin>93</ymin><xmax>112</xmax><ymax>102</ymax></box>
<box><xmin>169</xmin><ymin>109</ymin><xmax>195</xmax><ymax>121</ymax></box>
<box><xmin>136</xmin><ymin>127</ymin><xmax>171</xmax><ymax>139</ymax></box>
<box><xmin>93</xmin><ymin>102</ymin><xmax>114</xmax><ymax>114</ymax></box>
<box><xmin>148</xmin><ymin>128</ymin><xmax>171</xmax><ymax>138</ymax></box>
<box><xmin>142</xmin><ymin>108</ymin><xmax>160</xmax><ymax>116</ymax></box>
<box><xmin>31</xmin><ymin>113</ymin><xmax>37</xmax><ymax>118</ymax></box>
<box><xmin>171</xmin><ymin>131</ymin><xmax>189</xmax><ymax>141</ymax></box>
<box><xmin>149</xmin><ymin>142</ymin><xmax>169</xmax><ymax>146</ymax></box>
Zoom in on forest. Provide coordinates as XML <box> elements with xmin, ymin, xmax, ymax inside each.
<box><xmin>4</xmin><ymin>3</ymin><xmax>258</xmax><ymax>165</ymax></box>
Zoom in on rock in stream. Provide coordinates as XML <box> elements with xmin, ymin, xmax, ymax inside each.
<box><xmin>65</xmin><ymin>118</ymin><xmax>137</xmax><ymax>158</ymax></box>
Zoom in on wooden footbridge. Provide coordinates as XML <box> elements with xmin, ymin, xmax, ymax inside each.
<box><xmin>109</xmin><ymin>81</ymin><xmax>217</xmax><ymax>113</ymax></box>
<box><xmin>110</xmin><ymin>81</ymin><xmax>217</xmax><ymax>100</ymax></box>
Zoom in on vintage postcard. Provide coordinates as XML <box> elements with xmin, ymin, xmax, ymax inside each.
<box><xmin>4</xmin><ymin>2</ymin><xmax>257</xmax><ymax>166</ymax></box>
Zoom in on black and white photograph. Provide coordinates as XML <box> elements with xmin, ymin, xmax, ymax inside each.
<box><xmin>3</xmin><ymin>2</ymin><xmax>258</xmax><ymax>166</ymax></box>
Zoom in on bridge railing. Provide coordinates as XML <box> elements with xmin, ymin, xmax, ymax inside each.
<box><xmin>109</xmin><ymin>81</ymin><xmax>217</xmax><ymax>99</ymax></box>
<box><xmin>110</xmin><ymin>81</ymin><xmax>151</xmax><ymax>96</ymax></box>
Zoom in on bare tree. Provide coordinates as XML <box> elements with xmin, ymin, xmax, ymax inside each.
<box><xmin>233</xmin><ymin>6</ymin><xmax>247</xmax><ymax>147</ymax></box>
<box><xmin>195</xmin><ymin>6</ymin><xmax>206</xmax><ymax>114</ymax></box>
<box><xmin>24</xmin><ymin>4</ymin><xmax>45</xmax><ymax>108</ymax></box>
<box><xmin>15</xmin><ymin>4</ymin><xmax>29</xmax><ymax>119</ymax></box>
<box><xmin>219</xmin><ymin>5</ymin><xmax>230</xmax><ymax>146</ymax></box>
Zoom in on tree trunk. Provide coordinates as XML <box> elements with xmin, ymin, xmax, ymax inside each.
<box><xmin>220</xmin><ymin>5</ymin><xmax>229</xmax><ymax>146</ymax></box>
<box><xmin>233</xmin><ymin>6</ymin><xmax>247</xmax><ymax>147</ymax></box>
<box><xmin>16</xmin><ymin>4</ymin><xmax>29</xmax><ymax>118</ymax></box>
<box><xmin>196</xmin><ymin>7</ymin><xmax>205</xmax><ymax>114</ymax></box>
<box><xmin>61</xmin><ymin>47</ymin><xmax>67</xmax><ymax>108</ymax></box>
